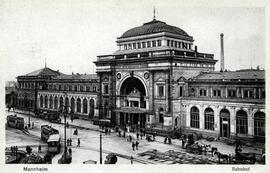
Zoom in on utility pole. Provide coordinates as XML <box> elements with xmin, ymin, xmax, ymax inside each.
<box><xmin>100</xmin><ymin>133</ymin><xmax>102</xmax><ymax>164</ymax></box>
<box><xmin>64</xmin><ymin>104</ymin><xmax>67</xmax><ymax>161</ymax></box>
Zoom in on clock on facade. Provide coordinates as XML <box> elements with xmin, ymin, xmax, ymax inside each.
<box><xmin>116</xmin><ymin>73</ymin><xmax>121</xmax><ymax>79</ymax></box>
<box><xmin>144</xmin><ymin>72</ymin><xmax>149</xmax><ymax>79</ymax></box>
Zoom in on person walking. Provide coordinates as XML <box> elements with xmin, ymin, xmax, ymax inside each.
<box><xmin>140</xmin><ymin>133</ymin><xmax>143</xmax><ymax>140</ymax></box>
<box><xmin>38</xmin><ymin>145</ymin><xmax>41</xmax><ymax>153</ymax></box>
<box><xmin>135</xmin><ymin>141</ymin><xmax>139</xmax><ymax>150</ymax></box>
<box><xmin>129</xmin><ymin>135</ymin><xmax>132</xmax><ymax>142</ymax></box>
<box><xmin>132</xmin><ymin>142</ymin><xmax>135</xmax><ymax>151</ymax></box>
<box><xmin>68</xmin><ymin>148</ymin><xmax>72</xmax><ymax>156</ymax></box>
<box><xmin>77</xmin><ymin>138</ymin><xmax>80</xmax><ymax>147</ymax></box>
<box><xmin>164</xmin><ymin>137</ymin><xmax>167</xmax><ymax>144</ymax></box>
<box><xmin>67</xmin><ymin>139</ymin><xmax>70</xmax><ymax>146</ymax></box>
<box><xmin>123</xmin><ymin>131</ymin><xmax>126</xmax><ymax>138</ymax></box>
<box><xmin>168</xmin><ymin>137</ymin><xmax>172</xmax><ymax>145</ymax></box>
<box><xmin>118</xmin><ymin>131</ymin><xmax>121</xmax><ymax>137</ymax></box>
<box><xmin>130</xmin><ymin>156</ymin><xmax>133</xmax><ymax>164</ymax></box>
<box><xmin>136</xmin><ymin>132</ymin><xmax>139</xmax><ymax>140</ymax></box>
<box><xmin>70</xmin><ymin>138</ymin><xmax>72</xmax><ymax>146</ymax></box>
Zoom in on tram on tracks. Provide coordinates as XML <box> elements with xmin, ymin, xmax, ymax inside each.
<box><xmin>41</xmin><ymin>125</ymin><xmax>59</xmax><ymax>142</ymax></box>
<box><xmin>47</xmin><ymin>133</ymin><xmax>61</xmax><ymax>154</ymax></box>
<box><xmin>6</xmin><ymin>115</ymin><xmax>24</xmax><ymax>130</ymax></box>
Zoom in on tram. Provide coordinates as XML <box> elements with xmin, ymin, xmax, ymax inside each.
<box><xmin>6</xmin><ymin>115</ymin><xmax>24</xmax><ymax>130</ymax></box>
<box><xmin>47</xmin><ymin>134</ymin><xmax>61</xmax><ymax>153</ymax></box>
<box><xmin>41</xmin><ymin>125</ymin><xmax>59</xmax><ymax>142</ymax></box>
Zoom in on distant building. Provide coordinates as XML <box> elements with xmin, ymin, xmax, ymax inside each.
<box><xmin>16</xmin><ymin>67</ymin><xmax>61</xmax><ymax>112</ymax></box>
<box><xmin>37</xmin><ymin>73</ymin><xmax>99</xmax><ymax>119</ymax></box>
<box><xmin>5</xmin><ymin>86</ymin><xmax>17</xmax><ymax>110</ymax></box>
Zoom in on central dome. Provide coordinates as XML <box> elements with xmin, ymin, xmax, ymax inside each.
<box><xmin>119</xmin><ymin>19</ymin><xmax>191</xmax><ymax>39</ymax></box>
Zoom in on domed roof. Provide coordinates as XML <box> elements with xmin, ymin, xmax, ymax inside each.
<box><xmin>119</xmin><ymin>19</ymin><xmax>191</xmax><ymax>39</ymax></box>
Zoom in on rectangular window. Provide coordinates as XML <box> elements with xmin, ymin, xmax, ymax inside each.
<box><xmin>133</xmin><ymin>43</ymin><xmax>136</xmax><ymax>49</ymax></box>
<box><xmin>213</xmin><ymin>89</ymin><xmax>221</xmax><ymax>97</ymax></box>
<box><xmin>244</xmin><ymin>90</ymin><xmax>249</xmax><ymax>98</ymax></box>
<box><xmin>93</xmin><ymin>86</ymin><xmax>96</xmax><ymax>92</ymax></box>
<box><xmin>128</xmin><ymin>43</ymin><xmax>132</xmax><ymax>49</ymax></box>
<box><xmin>182</xmin><ymin>42</ymin><xmax>187</xmax><ymax>49</ymax></box>
<box><xmin>152</xmin><ymin>41</ymin><xmax>156</xmax><ymax>47</ymax></box>
<box><xmin>200</xmin><ymin>89</ymin><xmax>207</xmax><ymax>96</ymax></box>
<box><xmin>158</xmin><ymin>85</ymin><xmax>164</xmax><ymax>97</ymax></box>
<box><xmin>178</xmin><ymin>42</ymin><xmax>181</xmax><ymax>48</ymax></box>
<box><xmin>174</xmin><ymin>41</ymin><xmax>177</xmax><ymax>47</ymax></box>
<box><xmin>167</xmin><ymin>40</ymin><xmax>170</xmax><ymax>46</ymax></box>
<box><xmin>157</xmin><ymin>40</ymin><xmax>161</xmax><ymax>46</ymax></box>
<box><xmin>124</xmin><ymin>44</ymin><xmax>127</xmax><ymax>50</ymax></box>
<box><xmin>228</xmin><ymin>89</ymin><xmax>236</xmax><ymax>97</ymax></box>
<box><xmin>104</xmin><ymin>84</ymin><xmax>109</xmax><ymax>94</ymax></box>
<box><xmin>86</xmin><ymin>86</ymin><xmax>90</xmax><ymax>92</ymax></box>
<box><xmin>170</xmin><ymin>41</ymin><xmax>174</xmax><ymax>47</ymax></box>
<box><xmin>179</xmin><ymin>86</ymin><xmax>183</xmax><ymax>97</ymax></box>
<box><xmin>74</xmin><ymin>85</ymin><xmax>77</xmax><ymax>91</ymax></box>
<box><xmin>255</xmin><ymin>88</ymin><xmax>259</xmax><ymax>98</ymax></box>
<box><xmin>137</xmin><ymin>43</ymin><xmax>141</xmax><ymax>49</ymax></box>
<box><xmin>147</xmin><ymin>41</ymin><xmax>151</xmax><ymax>48</ymax></box>
<box><xmin>142</xmin><ymin>42</ymin><xmax>146</xmax><ymax>48</ymax></box>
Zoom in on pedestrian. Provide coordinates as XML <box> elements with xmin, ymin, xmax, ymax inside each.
<box><xmin>68</xmin><ymin>148</ymin><xmax>72</xmax><ymax>155</ymax></box>
<box><xmin>66</xmin><ymin>122</ymin><xmax>69</xmax><ymax>128</ymax></box>
<box><xmin>132</xmin><ymin>142</ymin><xmax>135</xmax><ymax>151</ymax></box>
<box><xmin>118</xmin><ymin>131</ymin><xmax>121</xmax><ymax>137</ymax></box>
<box><xmin>130</xmin><ymin>156</ymin><xmax>133</xmax><ymax>164</ymax></box>
<box><xmin>67</xmin><ymin>139</ymin><xmax>70</xmax><ymax>146</ymax></box>
<box><xmin>136</xmin><ymin>132</ymin><xmax>139</xmax><ymax>140</ymax></box>
<box><xmin>38</xmin><ymin>145</ymin><xmax>41</xmax><ymax>153</ymax></box>
<box><xmin>15</xmin><ymin>146</ymin><xmax>18</xmax><ymax>155</ymax></box>
<box><xmin>129</xmin><ymin>135</ymin><xmax>132</xmax><ymax>142</ymax></box>
<box><xmin>77</xmin><ymin>138</ymin><xmax>80</xmax><ymax>147</ymax></box>
<box><xmin>135</xmin><ymin>141</ymin><xmax>139</xmax><ymax>150</ymax></box>
<box><xmin>164</xmin><ymin>137</ymin><xmax>167</xmax><ymax>144</ymax></box>
<box><xmin>70</xmin><ymin>138</ymin><xmax>72</xmax><ymax>146</ymax></box>
<box><xmin>11</xmin><ymin>146</ymin><xmax>14</xmax><ymax>153</ymax></box>
<box><xmin>140</xmin><ymin>133</ymin><xmax>143</xmax><ymax>140</ymax></box>
<box><xmin>153</xmin><ymin>132</ymin><xmax>156</xmax><ymax>140</ymax></box>
<box><xmin>32</xmin><ymin>122</ymin><xmax>34</xmax><ymax>128</ymax></box>
<box><xmin>168</xmin><ymin>137</ymin><xmax>172</xmax><ymax>145</ymax></box>
<box><xmin>143</xmin><ymin>129</ymin><xmax>146</xmax><ymax>136</ymax></box>
<box><xmin>108</xmin><ymin>128</ymin><xmax>111</xmax><ymax>135</ymax></box>
<box><xmin>123</xmin><ymin>131</ymin><xmax>126</xmax><ymax>138</ymax></box>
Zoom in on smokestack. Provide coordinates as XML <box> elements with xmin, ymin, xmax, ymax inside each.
<box><xmin>220</xmin><ymin>33</ymin><xmax>224</xmax><ymax>72</ymax></box>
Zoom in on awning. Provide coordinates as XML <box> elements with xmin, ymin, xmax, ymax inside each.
<box><xmin>114</xmin><ymin>107</ymin><xmax>152</xmax><ymax>114</ymax></box>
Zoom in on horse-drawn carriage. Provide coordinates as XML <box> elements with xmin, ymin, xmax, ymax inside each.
<box><xmin>232</xmin><ymin>150</ymin><xmax>256</xmax><ymax>164</ymax></box>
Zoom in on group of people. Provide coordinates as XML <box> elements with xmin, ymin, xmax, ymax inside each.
<box><xmin>164</xmin><ymin>136</ymin><xmax>172</xmax><ymax>144</ymax></box>
<box><xmin>10</xmin><ymin>146</ymin><xmax>18</xmax><ymax>155</ymax></box>
<box><xmin>26</xmin><ymin>145</ymin><xmax>32</xmax><ymax>154</ymax></box>
<box><xmin>131</xmin><ymin>141</ymin><xmax>140</xmax><ymax>151</ymax></box>
<box><xmin>67</xmin><ymin>138</ymin><xmax>73</xmax><ymax>146</ymax></box>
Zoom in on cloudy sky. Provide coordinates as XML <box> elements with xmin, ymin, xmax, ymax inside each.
<box><xmin>0</xmin><ymin>0</ymin><xmax>265</xmax><ymax>81</ymax></box>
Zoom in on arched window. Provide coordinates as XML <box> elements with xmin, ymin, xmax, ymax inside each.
<box><xmin>40</xmin><ymin>95</ymin><xmax>43</xmax><ymax>108</ymax></box>
<box><xmin>89</xmin><ymin>99</ymin><xmax>95</xmax><ymax>118</ymax></box>
<box><xmin>77</xmin><ymin>98</ymin><xmax>81</xmax><ymax>113</ymax></box>
<box><xmin>54</xmin><ymin>96</ymin><xmax>58</xmax><ymax>109</ymax></box>
<box><xmin>44</xmin><ymin>96</ymin><xmax>48</xmax><ymax>108</ymax></box>
<box><xmin>83</xmin><ymin>98</ymin><xmax>88</xmax><ymax>114</ymax></box>
<box><xmin>65</xmin><ymin>97</ymin><xmax>69</xmax><ymax>108</ymax></box>
<box><xmin>205</xmin><ymin>107</ymin><xmax>214</xmax><ymax>130</ymax></box>
<box><xmin>254</xmin><ymin>111</ymin><xmax>265</xmax><ymax>140</ymax></box>
<box><xmin>70</xmin><ymin>98</ymin><xmax>75</xmax><ymax>113</ymax></box>
<box><xmin>190</xmin><ymin>106</ymin><xmax>199</xmax><ymax>128</ymax></box>
<box><xmin>236</xmin><ymin>110</ymin><xmax>248</xmax><ymax>134</ymax></box>
<box><xmin>59</xmin><ymin>97</ymin><xmax>63</xmax><ymax>110</ymax></box>
<box><xmin>49</xmin><ymin>96</ymin><xmax>53</xmax><ymax>109</ymax></box>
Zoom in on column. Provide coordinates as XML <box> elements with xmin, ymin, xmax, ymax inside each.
<box><xmin>81</xmin><ymin>97</ymin><xmax>83</xmax><ymax>115</ymax></box>
<box><xmin>186</xmin><ymin>105</ymin><xmax>190</xmax><ymax>127</ymax></box>
<box><xmin>241</xmin><ymin>88</ymin><xmax>244</xmax><ymax>98</ymax></box>
<box><xmin>248</xmin><ymin>109</ymin><xmax>254</xmax><ymax>136</ymax></box>
<box><xmin>230</xmin><ymin>107</ymin><xmax>236</xmax><ymax>137</ymax></box>
<box><xmin>52</xmin><ymin>96</ymin><xmax>54</xmax><ymax>110</ymax></box>
<box><xmin>74</xmin><ymin>97</ymin><xmax>77</xmax><ymax>113</ymax></box>
<box><xmin>199</xmin><ymin>105</ymin><xmax>204</xmax><ymax>129</ymax></box>
<box><xmin>214</xmin><ymin>106</ymin><xmax>219</xmax><ymax>131</ymax></box>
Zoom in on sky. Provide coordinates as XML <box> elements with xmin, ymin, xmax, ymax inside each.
<box><xmin>0</xmin><ymin>0</ymin><xmax>266</xmax><ymax>81</ymax></box>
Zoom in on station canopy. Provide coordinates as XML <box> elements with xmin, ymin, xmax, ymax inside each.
<box><xmin>114</xmin><ymin>107</ymin><xmax>152</xmax><ymax>114</ymax></box>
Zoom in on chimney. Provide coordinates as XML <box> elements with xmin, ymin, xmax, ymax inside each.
<box><xmin>195</xmin><ymin>45</ymin><xmax>197</xmax><ymax>53</ymax></box>
<box><xmin>220</xmin><ymin>33</ymin><xmax>224</xmax><ymax>72</ymax></box>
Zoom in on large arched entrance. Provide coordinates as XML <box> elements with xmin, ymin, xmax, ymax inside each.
<box><xmin>116</xmin><ymin>76</ymin><xmax>147</xmax><ymax>129</ymax></box>
<box><xmin>220</xmin><ymin>109</ymin><xmax>230</xmax><ymax>138</ymax></box>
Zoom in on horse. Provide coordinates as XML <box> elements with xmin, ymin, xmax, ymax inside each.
<box><xmin>214</xmin><ymin>151</ymin><xmax>230</xmax><ymax>164</ymax></box>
